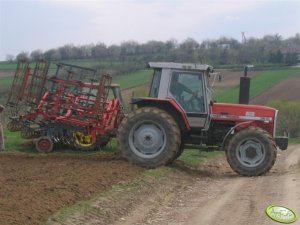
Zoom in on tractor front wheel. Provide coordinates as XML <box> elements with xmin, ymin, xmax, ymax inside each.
<box><xmin>118</xmin><ymin>107</ymin><xmax>181</xmax><ymax>168</ymax></box>
<box><xmin>226</xmin><ymin>127</ymin><xmax>277</xmax><ymax>176</ymax></box>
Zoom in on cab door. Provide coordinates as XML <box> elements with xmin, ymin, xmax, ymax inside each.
<box><xmin>168</xmin><ymin>70</ymin><xmax>210</xmax><ymax>130</ymax></box>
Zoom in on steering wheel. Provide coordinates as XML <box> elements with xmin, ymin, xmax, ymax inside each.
<box><xmin>185</xmin><ymin>92</ymin><xmax>204</xmax><ymax>112</ymax></box>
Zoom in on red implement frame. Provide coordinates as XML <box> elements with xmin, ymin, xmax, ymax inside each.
<box><xmin>6</xmin><ymin>61</ymin><xmax>124</xmax><ymax>151</ymax></box>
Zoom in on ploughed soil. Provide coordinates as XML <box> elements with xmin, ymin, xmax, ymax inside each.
<box><xmin>251</xmin><ymin>73</ymin><xmax>300</xmax><ymax>105</ymax></box>
<box><xmin>55</xmin><ymin>145</ymin><xmax>300</xmax><ymax>225</ymax></box>
<box><xmin>0</xmin><ymin>153</ymin><xmax>144</xmax><ymax>225</ymax></box>
<box><xmin>0</xmin><ymin>71</ymin><xmax>14</xmax><ymax>78</ymax></box>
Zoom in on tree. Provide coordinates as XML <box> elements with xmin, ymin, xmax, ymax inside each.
<box><xmin>120</xmin><ymin>41</ymin><xmax>139</xmax><ymax>56</ymax></box>
<box><xmin>16</xmin><ymin>52</ymin><xmax>29</xmax><ymax>61</ymax></box>
<box><xmin>78</xmin><ymin>45</ymin><xmax>93</xmax><ymax>59</ymax></box>
<box><xmin>44</xmin><ymin>49</ymin><xmax>61</xmax><ymax>61</ymax></box>
<box><xmin>59</xmin><ymin>44</ymin><xmax>78</xmax><ymax>59</ymax></box>
<box><xmin>91</xmin><ymin>42</ymin><xmax>107</xmax><ymax>58</ymax></box>
<box><xmin>285</xmin><ymin>52</ymin><xmax>299</xmax><ymax>65</ymax></box>
<box><xmin>30</xmin><ymin>49</ymin><xmax>43</xmax><ymax>61</ymax></box>
<box><xmin>268</xmin><ymin>50</ymin><xmax>283</xmax><ymax>63</ymax></box>
<box><xmin>6</xmin><ymin>54</ymin><xmax>14</xmax><ymax>63</ymax></box>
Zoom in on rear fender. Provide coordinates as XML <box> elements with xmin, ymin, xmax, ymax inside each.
<box><xmin>132</xmin><ymin>97</ymin><xmax>190</xmax><ymax>131</ymax></box>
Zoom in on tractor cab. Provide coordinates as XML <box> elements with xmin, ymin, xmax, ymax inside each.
<box><xmin>135</xmin><ymin>62</ymin><xmax>214</xmax><ymax>130</ymax></box>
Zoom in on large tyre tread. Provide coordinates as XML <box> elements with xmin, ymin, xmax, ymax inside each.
<box><xmin>118</xmin><ymin>107</ymin><xmax>181</xmax><ymax>168</ymax></box>
<box><xmin>226</xmin><ymin>126</ymin><xmax>277</xmax><ymax>176</ymax></box>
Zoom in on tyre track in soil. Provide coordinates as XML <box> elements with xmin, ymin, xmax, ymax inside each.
<box><xmin>110</xmin><ymin>145</ymin><xmax>300</xmax><ymax>225</ymax></box>
<box><xmin>0</xmin><ymin>153</ymin><xmax>144</xmax><ymax>225</ymax></box>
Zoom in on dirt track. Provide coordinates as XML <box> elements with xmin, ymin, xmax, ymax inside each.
<box><xmin>109</xmin><ymin>145</ymin><xmax>300</xmax><ymax>225</ymax></box>
<box><xmin>48</xmin><ymin>145</ymin><xmax>300</xmax><ymax>225</ymax></box>
<box><xmin>0</xmin><ymin>153</ymin><xmax>143</xmax><ymax>225</ymax></box>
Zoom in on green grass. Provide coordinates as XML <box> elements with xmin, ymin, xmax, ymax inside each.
<box><xmin>0</xmin><ymin>65</ymin><xmax>151</xmax><ymax>90</ymax></box>
<box><xmin>112</xmin><ymin>69</ymin><xmax>152</xmax><ymax>89</ymax></box>
<box><xmin>215</xmin><ymin>68</ymin><xmax>300</xmax><ymax>103</ymax></box>
<box><xmin>2</xmin><ymin>129</ymin><xmax>118</xmax><ymax>154</ymax></box>
<box><xmin>0</xmin><ymin>76</ymin><xmax>14</xmax><ymax>88</ymax></box>
<box><xmin>178</xmin><ymin>149</ymin><xmax>223</xmax><ymax>167</ymax></box>
<box><xmin>0</xmin><ymin>59</ymin><xmax>144</xmax><ymax>71</ymax></box>
<box><xmin>2</xmin><ymin>130</ymin><xmax>35</xmax><ymax>153</ymax></box>
<box><xmin>0</xmin><ymin>62</ymin><xmax>17</xmax><ymax>71</ymax></box>
<box><xmin>289</xmin><ymin>138</ymin><xmax>300</xmax><ymax>145</ymax></box>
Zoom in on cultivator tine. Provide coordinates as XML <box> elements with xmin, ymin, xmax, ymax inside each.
<box><xmin>94</xmin><ymin>74</ymin><xmax>112</xmax><ymax>114</ymax></box>
<box><xmin>25</xmin><ymin>60</ymin><xmax>50</xmax><ymax>107</ymax></box>
<box><xmin>6</xmin><ymin>61</ymin><xmax>30</xmax><ymax>108</ymax></box>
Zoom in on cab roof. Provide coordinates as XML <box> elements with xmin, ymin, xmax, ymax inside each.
<box><xmin>148</xmin><ymin>62</ymin><xmax>213</xmax><ymax>72</ymax></box>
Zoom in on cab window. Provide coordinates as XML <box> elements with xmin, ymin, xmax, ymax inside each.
<box><xmin>169</xmin><ymin>71</ymin><xmax>205</xmax><ymax>113</ymax></box>
<box><xmin>149</xmin><ymin>69</ymin><xmax>161</xmax><ymax>98</ymax></box>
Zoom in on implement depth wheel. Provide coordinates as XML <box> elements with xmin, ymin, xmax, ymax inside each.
<box><xmin>118</xmin><ymin>107</ymin><xmax>181</xmax><ymax>168</ymax></box>
<box><xmin>35</xmin><ymin>136</ymin><xmax>53</xmax><ymax>153</ymax></box>
<box><xmin>226</xmin><ymin>127</ymin><xmax>277</xmax><ymax>176</ymax></box>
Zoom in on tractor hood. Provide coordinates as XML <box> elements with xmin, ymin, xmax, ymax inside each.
<box><xmin>211</xmin><ymin>103</ymin><xmax>276</xmax><ymax>123</ymax></box>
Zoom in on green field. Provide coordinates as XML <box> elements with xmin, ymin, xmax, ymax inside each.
<box><xmin>0</xmin><ymin>59</ymin><xmax>144</xmax><ymax>71</ymax></box>
<box><xmin>0</xmin><ymin>69</ymin><xmax>151</xmax><ymax>90</ymax></box>
<box><xmin>112</xmin><ymin>69</ymin><xmax>152</xmax><ymax>89</ymax></box>
<box><xmin>215</xmin><ymin>68</ymin><xmax>300</xmax><ymax>103</ymax></box>
<box><xmin>0</xmin><ymin>76</ymin><xmax>14</xmax><ymax>88</ymax></box>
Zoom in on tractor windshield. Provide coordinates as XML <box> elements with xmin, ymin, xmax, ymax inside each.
<box><xmin>169</xmin><ymin>71</ymin><xmax>205</xmax><ymax>113</ymax></box>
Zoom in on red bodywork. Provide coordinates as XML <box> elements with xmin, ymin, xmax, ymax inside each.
<box><xmin>134</xmin><ymin>98</ymin><xmax>276</xmax><ymax>136</ymax></box>
<box><xmin>211</xmin><ymin>103</ymin><xmax>276</xmax><ymax>136</ymax></box>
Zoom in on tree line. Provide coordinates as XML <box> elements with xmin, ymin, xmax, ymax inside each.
<box><xmin>8</xmin><ymin>33</ymin><xmax>300</xmax><ymax>66</ymax></box>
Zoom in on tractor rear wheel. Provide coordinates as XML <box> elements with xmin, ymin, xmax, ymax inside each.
<box><xmin>118</xmin><ymin>107</ymin><xmax>181</xmax><ymax>168</ymax></box>
<box><xmin>226</xmin><ymin>127</ymin><xmax>277</xmax><ymax>176</ymax></box>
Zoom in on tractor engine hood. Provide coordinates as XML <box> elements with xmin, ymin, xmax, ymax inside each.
<box><xmin>211</xmin><ymin>103</ymin><xmax>276</xmax><ymax>123</ymax></box>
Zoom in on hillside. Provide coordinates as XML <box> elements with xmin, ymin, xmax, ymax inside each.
<box><xmin>214</xmin><ymin>68</ymin><xmax>300</xmax><ymax>104</ymax></box>
<box><xmin>251</xmin><ymin>73</ymin><xmax>300</xmax><ymax>104</ymax></box>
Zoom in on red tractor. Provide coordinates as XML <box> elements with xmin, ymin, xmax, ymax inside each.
<box><xmin>118</xmin><ymin>62</ymin><xmax>288</xmax><ymax>176</ymax></box>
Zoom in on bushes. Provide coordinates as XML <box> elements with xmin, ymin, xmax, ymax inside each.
<box><xmin>268</xmin><ymin>101</ymin><xmax>300</xmax><ymax>138</ymax></box>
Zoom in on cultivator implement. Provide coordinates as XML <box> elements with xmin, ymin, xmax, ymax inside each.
<box><xmin>25</xmin><ymin>61</ymin><xmax>49</xmax><ymax>108</ymax></box>
<box><xmin>6</xmin><ymin>61</ymin><xmax>30</xmax><ymax>113</ymax></box>
<box><xmin>6</xmin><ymin>61</ymin><xmax>125</xmax><ymax>152</ymax></box>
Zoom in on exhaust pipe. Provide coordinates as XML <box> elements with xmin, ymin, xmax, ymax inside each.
<box><xmin>239</xmin><ymin>65</ymin><xmax>253</xmax><ymax>104</ymax></box>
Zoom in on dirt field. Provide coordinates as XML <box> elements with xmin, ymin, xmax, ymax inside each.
<box><xmin>0</xmin><ymin>153</ymin><xmax>143</xmax><ymax>225</ymax></box>
<box><xmin>44</xmin><ymin>145</ymin><xmax>300</xmax><ymax>225</ymax></box>
<box><xmin>0</xmin><ymin>71</ymin><xmax>14</xmax><ymax>78</ymax></box>
<box><xmin>251</xmin><ymin>73</ymin><xmax>300</xmax><ymax>105</ymax></box>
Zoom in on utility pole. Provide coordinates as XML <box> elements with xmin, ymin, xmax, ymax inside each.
<box><xmin>242</xmin><ymin>32</ymin><xmax>246</xmax><ymax>44</ymax></box>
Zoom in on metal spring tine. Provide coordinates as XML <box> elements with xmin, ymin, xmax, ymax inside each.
<box><xmin>53</xmin><ymin>137</ymin><xmax>59</xmax><ymax>143</ymax></box>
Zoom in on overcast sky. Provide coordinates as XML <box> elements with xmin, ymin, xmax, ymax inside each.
<box><xmin>0</xmin><ymin>0</ymin><xmax>299</xmax><ymax>61</ymax></box>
